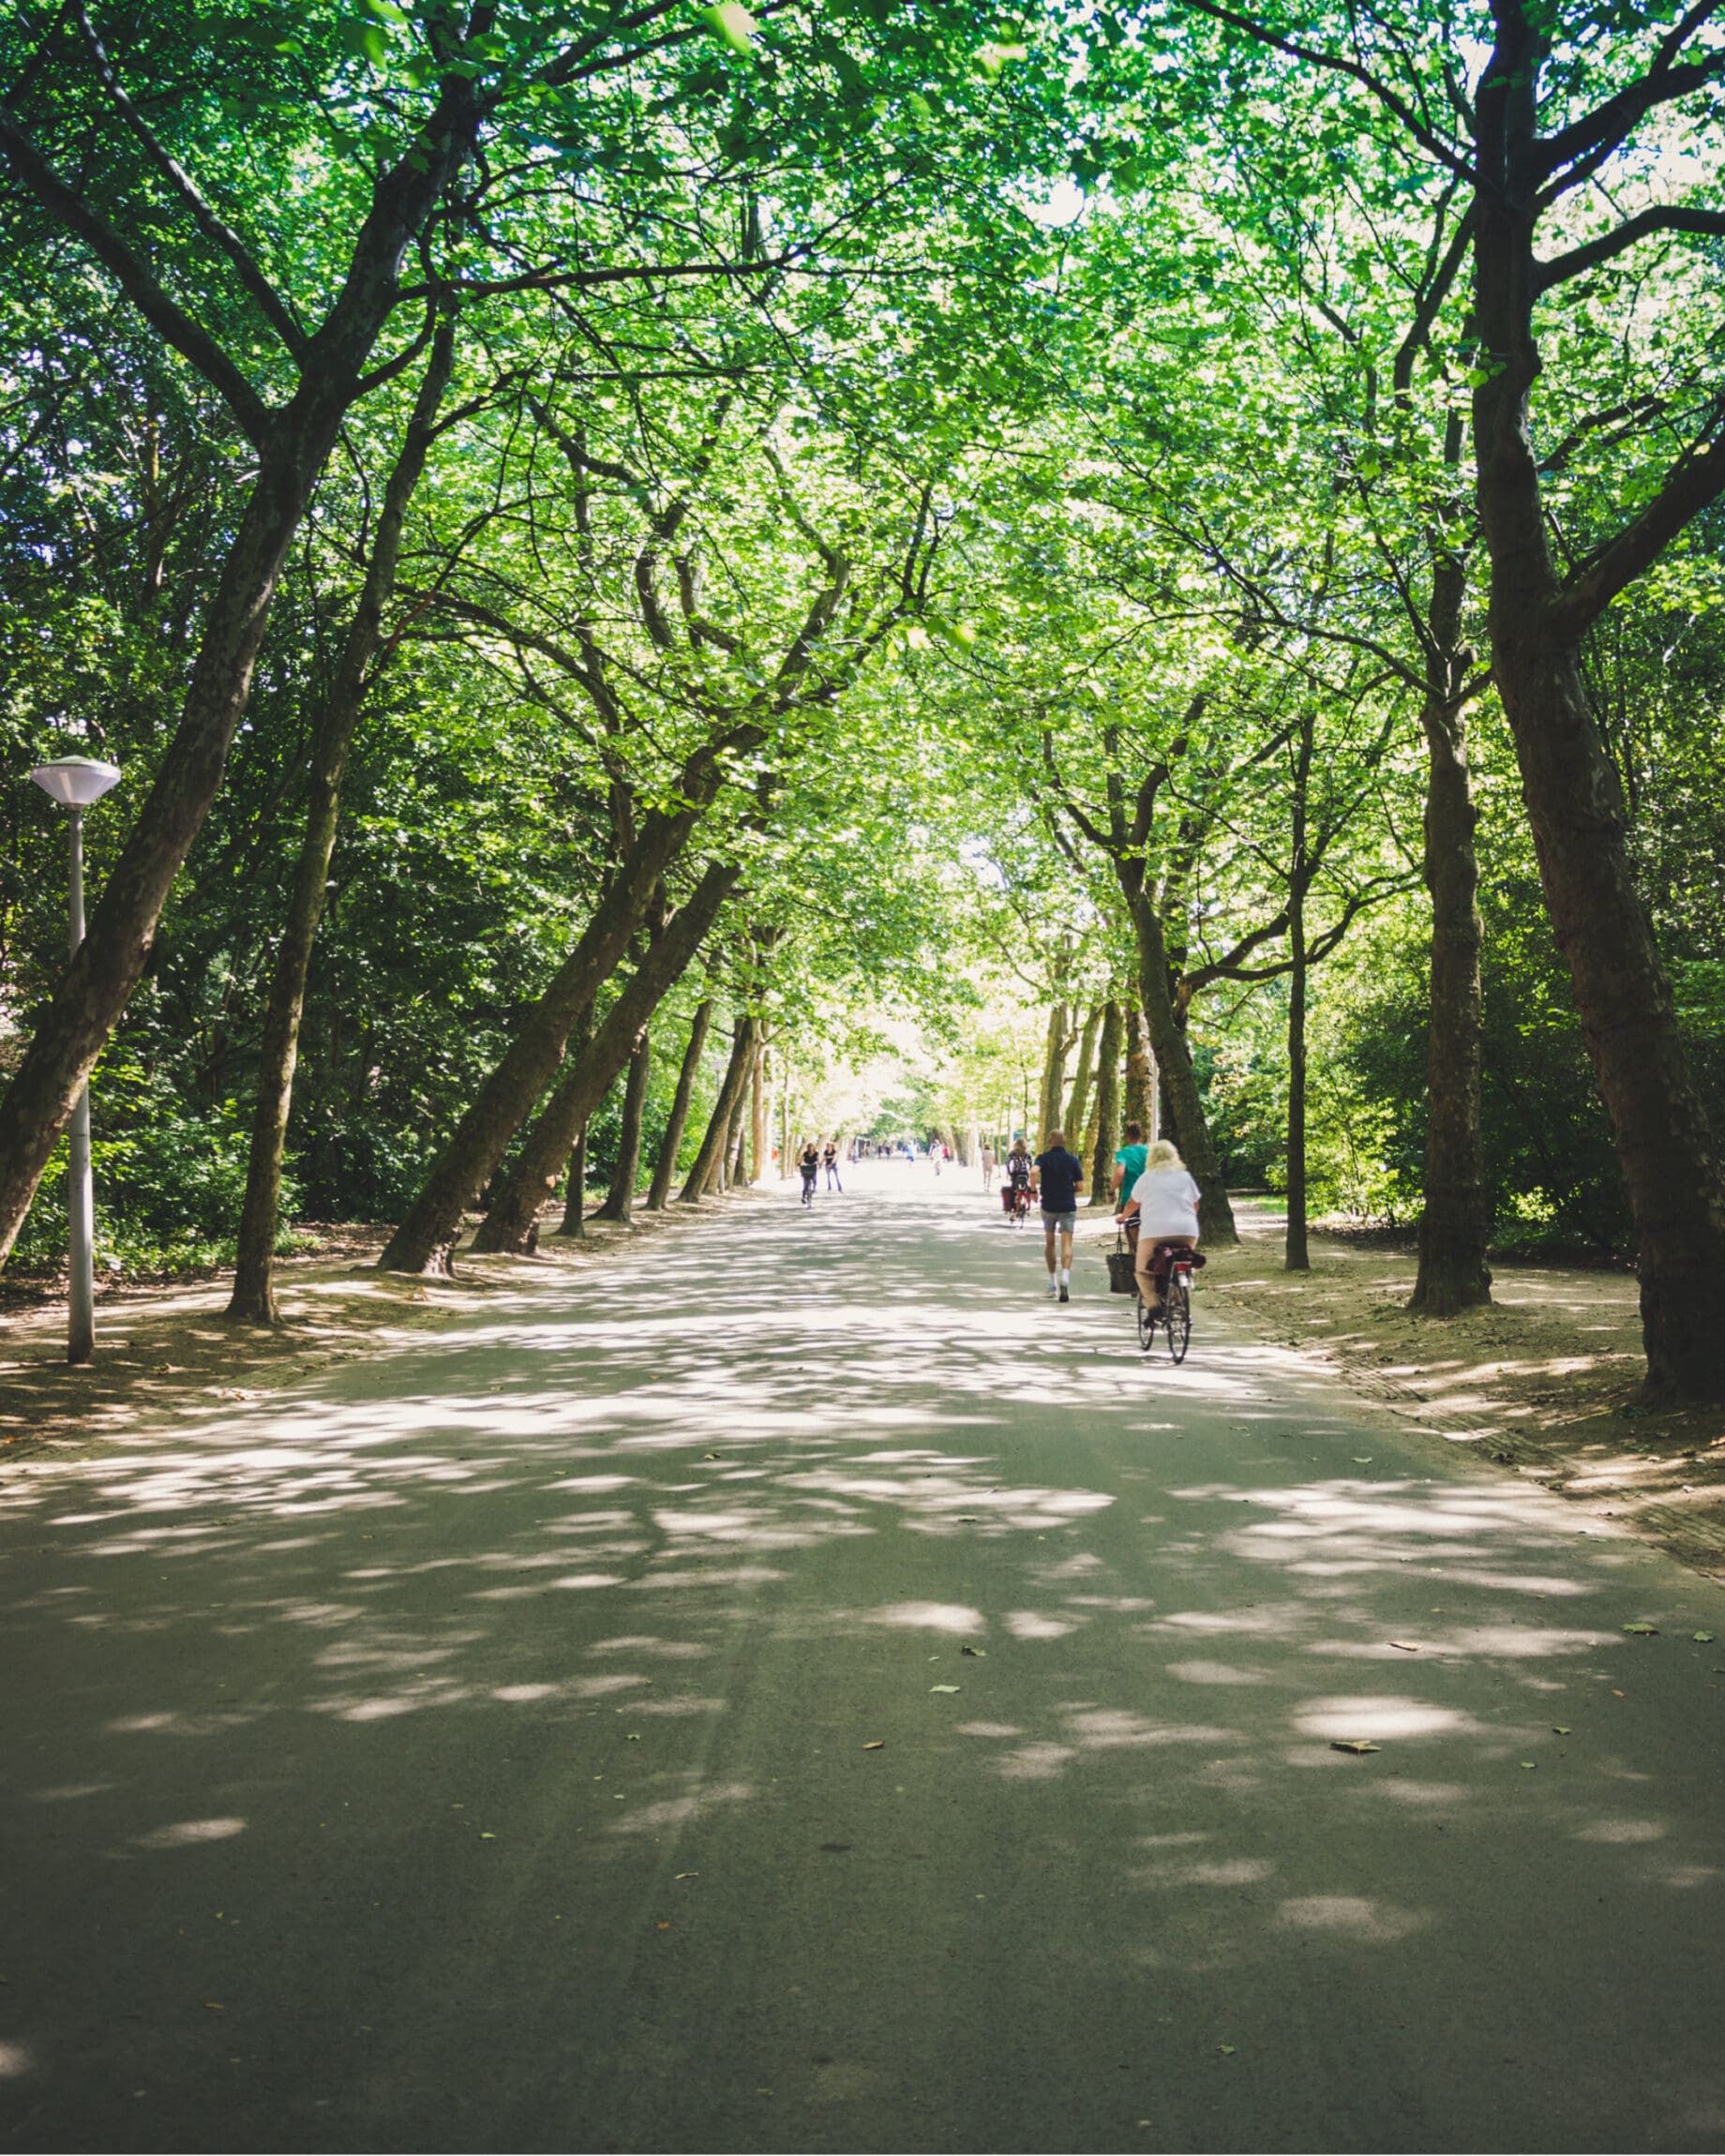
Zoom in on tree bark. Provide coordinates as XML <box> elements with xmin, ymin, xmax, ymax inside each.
<box><xmin>1064</xmin><ymin>1005</ymin><xmax>1102</xmax><ymax>1151</ymax></box>
<box><xmin>646</xmin><ymin>1000</ymin><xmax>712</xmax><ymax>1210</ymax></box>
<box><xmin>226</xmin><ymin>320</ymin><xmax>456</xmax><ymax>1325</ymax></box>
<box><xmin>1121</xmin><ymin>879</ymin><xmax>1238</xmax><ymax>1244</ymax></box>
<box><xmin>1411</xmin><ymin>545</ymin><xmax>1492</xmax><ymax>1313</ymax></box>
<box><xmin>1285</xmin><ymin>713</ymin><xmax>1313</xmax><ymax>1273</ymax></box>
<box><xmin>1088</xmin><ymin>999</ymin><xmax>1123</xmax><ymax>1206</ymax></box>
<box><xmin>0</xmin><ymin>74</ymin><xmax>484</xmax><ymax>1265</ymax></box>
<box><xmin>680</xmin><ymin>1016</ymin><xmax>758</xmax><ymax>1202</ymax></box>
<box><xmin>750</xmin><ymin>1036</ymin><xmax>768</xmax><ymax>1184</ymax></box>
<box><xmin>1285</xmin><ymin>897</ymin><xmax>1310</xmax><ymax>1273</ymax></box>
<box><xmin>1123</xmin><ymin>1002</ymin><xmax>1155</xmax><ymax>1137</ymax></box>
<box><xmin>596</xmin><ymin>1029</ymin><xmax>652</xmax><ymax>1225</ymax></box>
<box><xmin>1037</xmin><ymin>1000</ymin><xmax>1072</xmax><ymax>1145</ymax></box>
<box><xmin>378</xmin><ymin>803</ymin><xmax>708</xmax><ymax>1273</ymax></box>
<box><xmin>555</xmin><ymin>1004</ymin><xmax>598</xmax><ymax>1239</ymax></box>
<box><xmin>469</xmin><ymin>862</ymin><xmax>739</xmax><ymax>1253</ymax></box>
<box><xmin>1472</xmin><ymin>5</ymin><xmax>1725</xmax><ymax>1397</ymax></box>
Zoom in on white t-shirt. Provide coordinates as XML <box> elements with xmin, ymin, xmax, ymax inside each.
<box><xmin>1131</xmin><ymin>1166</ymin><xmax>1202</xmax><ymax>1240</ymax></box>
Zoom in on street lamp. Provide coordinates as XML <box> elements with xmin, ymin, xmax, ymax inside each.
<box><xmin>29</xmin><ymin>756</ymin><xmax>122</xmax><ymax>1365</ymax></box>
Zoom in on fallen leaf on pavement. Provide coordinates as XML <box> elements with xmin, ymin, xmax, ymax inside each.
<box><xmin>1693</xmin><ymin>1632</ymin><xmax>1715</xmax><ymax>1643</ymax></box>
<box><xmin>1330</xmin><ymin>1740</ymin><xmax>1380</xmax><ymax>1755</ymax></box>
<box><xmin>1388</xmin><ymin>1641</ymin><xmax>1420</xmax><ymax>1653</ymax></box>
<box><xmin>862</xmin><ymin>1740</ymin><xmax>885</xmax><ymax>1750</ymax></box>
<box><xmin>1552</xmin><ymin>1726</ymin><xmax>1572</xmax><ymax>1735</ymax></box>
<box><xmin>1622</xmin><ymin>1622</ymin><xmax>1658</xmax><ymax>1635</ymax></box>
<box><xmin>203</xmin><ymin>2002</ymin><xmax>224</xmax><ymax>2012</ymax></box>
<box><xmin>1352</xmin><ymin>1458</ymin><xmax>1372</xmax><ymax>1464</ymax></box>
<box><xmin>480</xmin><ymin>1833</ymin><xmax>497</xmax><ymax>1840</ymax></box>
<box><xmin>1218</xmin><ymin>2044</ymin><xmax>1236</xmax><ymax>2055</ymax></box>
<box><xmin>702</xmin><ymin>1451</ymin><xmax>720</xmax><ymax>1460</ymax></box>
<box><xmin>960</xmin><ymin>1645</ymin><xmax>986</xmax><ymax>1657</ymax></box>
<box><xmin>1612</xmin><ymin>1688</ymin><xmax>1626</xmax><ymax>1697</ymax></box>
<box><xmin>655</xmin><ymin>1922</ymin><xmax>671</xmax><ymax>1931</ymax></box>
<box><xmin>674</xmin><ymin>1872</ymin><xmax>699</xmax><ymax>1879</ymax></box>
<box><xmin>930</xmin><ymin>1684</ymin><xmax>961</xmax><ymax>1694</ymax></box>
<box><xmin>1519</xmin><ymin>1761</ymin><xmax>1537</xmax><ymax>1770</ymax></box>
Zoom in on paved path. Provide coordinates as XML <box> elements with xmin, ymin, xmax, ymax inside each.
<box><xmin>3</xmin><ymin>1166</ymin><xmax>1723</xmax><ymax>2153</ymax></box>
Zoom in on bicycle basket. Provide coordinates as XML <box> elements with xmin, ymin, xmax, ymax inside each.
<box><xmin>1106</xmin><ymin>1249</ymin><xmax>1138</xmax><ymax>1295</ymax></box>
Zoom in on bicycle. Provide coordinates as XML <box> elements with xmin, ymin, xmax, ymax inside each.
<box><xmin>1135</xmin><ymin>1244</ymin><xmax>1194</xmax><ymax>1364</ymax></box>
<box><xmin>1007</xmin><ymin>1180</ymin><xmax>1033</xmax><ymax>1227</ymax></box>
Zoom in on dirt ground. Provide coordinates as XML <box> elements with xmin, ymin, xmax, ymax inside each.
<box><xmin>1207</xmin><ymin>1197</ymin><xmax>1725</xmax><ymax>1579</ymax></box>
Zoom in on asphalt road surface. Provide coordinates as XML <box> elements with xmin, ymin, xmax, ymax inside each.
<box><xmin>3</xmin><ymin>1165</ymin><xmax>1723</xmax><ymax>2154</ymax></box>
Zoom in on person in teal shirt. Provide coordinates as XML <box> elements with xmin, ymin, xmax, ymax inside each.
<box><xmin>1112</xmin><ymin>1121</ymin><xmax>1148</xmax><ymax>1205</ymax></box>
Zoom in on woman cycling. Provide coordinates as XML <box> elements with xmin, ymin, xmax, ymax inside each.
<box><xmin>1118</xmin><ymin>1139</ymin><xmax>1202</xmax><ymax>1311</ymax></box>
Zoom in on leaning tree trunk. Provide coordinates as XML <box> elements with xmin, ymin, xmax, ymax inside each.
<box><xmin>227</xmin><ymin>322</ymin><xmax>456</xmax><ymax>1325</ymax></box>
<box><xmin>1088</xmin><ymin>1000</ymin><xmax>1123</xmax><ymax>1206</ymax></box>
<box><xmin>1123</xmin><ymin>880</ymin><xmax>1238</xmax><ymax>1245</ymax></box>
<box><xmin>471</xmin><ymin>863</ymin><xmax>739</xmax><ymax>1253</ymax></box>
<box><xmin>1472</xmin><ymin>36</ymin><xmax>1725</xmax><ymax>1398</ymax></box>
<box><xmin>0</xmin><ymin>81</ymin><xmax>483</xmax><ymax>1266</ymax></box>
<box><xmin>380</xmin><ymin>804</ymin><xmax>706</xmax><ymax>1274</ymax></box>
<box><xmin>679</xmin><ymin>1016</ymin><xmax>758</xmax><ymax>1204</ymax></box>
<box><xmin>647</xmin><ymin>999</ymin><xmax>712</xmax><ymax>1210</ymax></box>
<box><xmin>1412</xmin><ymin>543</ymin><xmax>1492</xmax><ymax>1313</ymax></box>
<box><xmin>555</xmin><ymin>1004</ymin><xmax>598</xmax><ymax>1239</ymax></box>
<box><xmin>596</xmin><ymin>1029</ymin><xmax>652</xmax><ymax>1225</ymax></box>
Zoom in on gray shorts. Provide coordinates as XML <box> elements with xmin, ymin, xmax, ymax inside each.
<box><xmin>1042</xmin><ymin>1208</ymin><xmax>1077</xmax><ymax>1233</ymax></box>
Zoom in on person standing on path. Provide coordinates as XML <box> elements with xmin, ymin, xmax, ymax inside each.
<box><xmin>1118</xmin><ymin>1138</ymin><xmax>1202</xmax><ymax>1312</ymax></box>
<box><xmin>822</xmin><ymin>1140</ymin><xmax>843</xmax><ymax>1191</ymax></box>
<box><xmin>1032</xmin><ymin>1127</ymin><xmax>1085</xmax><ymax>1301</ymax></box>
<box><xmin>981</xmin><ymin>1141</ymin><xmax>996</xmax><ymax>1192</ymax></box>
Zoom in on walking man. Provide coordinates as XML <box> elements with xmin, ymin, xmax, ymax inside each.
<box><xmin>1032</xmin><ymin>1127</ymin><xmax>1085</xmax><ymax>1302</ymax></box>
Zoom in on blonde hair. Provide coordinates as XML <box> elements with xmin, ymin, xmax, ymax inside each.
<box><xmin>1145</xmin><ymin>1139</ymin><xmax>1185</xmax><ymax>1172</ymax></box>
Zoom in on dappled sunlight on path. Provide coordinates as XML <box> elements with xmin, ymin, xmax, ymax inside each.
<box><xmin>3</xmin><ymin>1165</ymin><xmax>1724</xmax><ymax>2152</ymax></box>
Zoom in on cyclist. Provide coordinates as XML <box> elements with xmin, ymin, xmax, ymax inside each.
<box><xmin>822</xmin><ymin>1139</ymin><xmax>842</xmax><ymax>1191</ymax></box>
<box><xmin>1033</xmin><ymin>1126</ymin><xmax>1085</xmax><ymax>1301</ymax></box>
<box><xmin>1110</xmin><ymin>1120</ymin><xmax>1149</xmax><ymax>1209</ymax></box>
<box><xmin>1002</xmin><ymin>1138</ymin><xmax>1033</xmax><ymax>1220</ymax></box>
<box><xmin>798</xmin><ymin>1138</ymin><xmax>820</xmax><ymax>1206</ymax></box>
<box><xmin>1118</xmin><ymin>1138</ymin><xmax>1202</xmax><ymax>1313</ymax></box>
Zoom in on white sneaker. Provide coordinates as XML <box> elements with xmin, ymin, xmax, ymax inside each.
<box><xmin>1045</xmin><ymin>1278</ymin><xmax>1059</xmax><ymax>1298</ymax></box>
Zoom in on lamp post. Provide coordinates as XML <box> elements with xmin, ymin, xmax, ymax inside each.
<box><xmin>29</xmin><ymin>756</ymin><xmax>122</xmax><ymax>1365</ymax></box>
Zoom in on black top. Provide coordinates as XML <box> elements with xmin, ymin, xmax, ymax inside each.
<box><xmin>1007</xmin><ymin>1152</ymin><xmax>1033</xmax><ymax>1186</ymax></box>
<box><xmin>1035</xmin><ymin>1147</ymin><xmax>1084</xmax><ymax>1211</ymax></box>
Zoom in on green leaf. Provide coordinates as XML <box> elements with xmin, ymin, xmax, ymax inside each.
<box><xmin>698</xmin><ymin>4</ymin><xmax>757</xmax><ymax>56</ymax></box>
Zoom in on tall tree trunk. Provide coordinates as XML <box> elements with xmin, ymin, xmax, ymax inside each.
<box><xmin>1285</xmin><ymin>897</ymin><xmax>1310</xmax><ymax>1273</ymax></box>
<box><xmin>0</xmin><ymin>79</ymin><xmax>484</xmax><ymax>1265</ymax></box>
<box><xmin>559</xmin><ymin>1126</ymin><xmax>589</xmax><ymax>1238</ymax></box>
<box><xmin>728</xmin><ymin>1094</ymin><xmax>749</xmax><ymax>1190</ymax></box>
<box><xmin>750</xmin><ymin>1037</ymin><xmax>768</xmax><ymax>1184</ymax></box>
<box><xmin>379</xmin><ymin>804</ymin><xmax>706</xmax><ymax>1274</ymax></box>
<box><xmin>1123</xmin><ymin>1002</ymin><xmax>1155</xmax><ymax>1137</ymax></box>
<box><xmin>1285</xmin><ymin>713</ymin><xmax>1313</xmax><ymax>1272</ymax></box>
<box><xmin>227</xmin><ymin>321</ymin><xmax>456</xmax><ymax>1325</ymax></box>
<box><xmin>1038</xmin><ymin>1001</ymin><xmax>1072</xmax><ymax>1144</ymax></box>
<box><xmin>1088</xmin><ymin>1000</ymin><xmax>1123</xmax><ymax>1206</ymax></box>
<box><xmin>1472</xmin><ymin>10</ymin><xmax>1725</xmax><ymax>1398</ymax></box>
<box><xmin>470</xmin><ymin>862</ymin><xmax>739</xmax><ymax>1253</ymax></box>
<box><xmin>554</xmin><ymin>1004</ymin><xmax>598</xmax><ymax>1239</ymax></box>
<box><xmin>596</xmin><ymin>1029</ymin><xmax>652</xmax><ymax>1225</ymax></box>
<box><xmin>646</xmin><ymin>1000</ymin><xmax>712</xmax><ymax>1210</ymax></box>
<box><xmin>680</xmin><ymin>1017</ymin><xmax>757</xmax><ymax>1203</ymax></box>
<box><xmin>1412</xmin><ymin>536</ymin><xmax>1492</xmax><ymax>1313</ymax></box>
<box><xmin>1064</xmin><ymin>1005</ymin><xmax>1102</xmax><ymax>1149</ymax></box>
<box><xmin>1121</xmin><ymin>877</ymin><xmax>1238</xmax><ymax>1244</ymax></box>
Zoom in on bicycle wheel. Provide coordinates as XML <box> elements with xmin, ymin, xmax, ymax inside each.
<box><xmin>1136</xmin><ymin>1292</ymin><xmax>1156</xmax><ymax>1352</ymax></box>
<box><xmin>1166</xmin><ymin>1279</ymin><xmax>1192</xmax><ymax>1364</ymax></box>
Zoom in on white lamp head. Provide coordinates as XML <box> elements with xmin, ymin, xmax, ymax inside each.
<box><xmin>30</xmin><ymin>756</ymin><xmax>122</xmax><ymax>808</ymax></box>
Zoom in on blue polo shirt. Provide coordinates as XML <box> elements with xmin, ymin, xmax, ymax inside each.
<box><xmin>1035</xmin><ymin>1148</ymin><xmax>1084</xmax><ymax>1212</ymax></box>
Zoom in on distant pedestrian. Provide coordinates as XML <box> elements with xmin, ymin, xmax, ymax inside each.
<box><xmin>823</xmin><ymin>1140</ymin><xmax>842</xmax><ymax>1191</ymax></box>
<box><xmin>799</xmin><ymin>1139</ymin><xmax>819</xmax><ymax>1206</ymax></box>
<box><xmin>981</xmin><ymin>1142</ymin><xmax>996</xmax><ymax>1191</ymax></box>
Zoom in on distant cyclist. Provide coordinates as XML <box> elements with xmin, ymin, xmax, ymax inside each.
<box><xmin>823</xmin><ymin>1139</ymin><xmax>842</xmax><ymax>1191</ymax></box>
<box><xmin>1002</xmin><ymin>1138</ymin><xmax>1033</xmax><ymax>1220</ymax></box>
<box><xmin>799</xmin><ymin>1139</ymin><xmax>819</xmax><ymax>1206</ymax></box>
<box><xmin>1111</xmin><ymin>1120</ymin><xmax>1149</xmax><ymax>1210</ymax></box>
